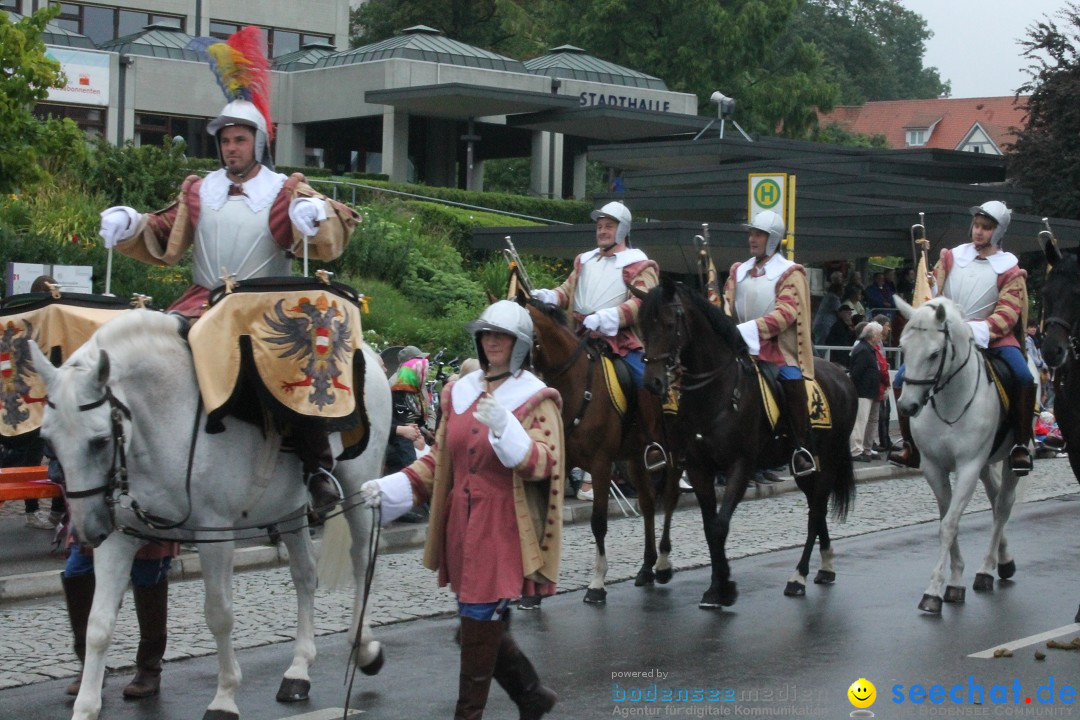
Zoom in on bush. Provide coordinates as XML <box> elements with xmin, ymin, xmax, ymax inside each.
<box><xmin>278</xmin><ymin>165</ymin><xmax>333</xmax><ymax>178</ymax></box>
<box><xmin>82</xmin><ymin>137</ymin><xmax>189</xmax><ymax>209</ymax></box>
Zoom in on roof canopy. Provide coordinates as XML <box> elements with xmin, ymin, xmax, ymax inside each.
<box><xmin>315</xmin><ymin>25</ymin><xmax>526</xmax><ymax>71</ymax></box>
<box><xmin>524</xmin><ymin>45</ymin><xmax>667</xmax><ymax>90</ymax></box>
<box><xmin>97</xmin><ymin>23</ymin><xmax>199</xmax><ymax>61</ymax></box>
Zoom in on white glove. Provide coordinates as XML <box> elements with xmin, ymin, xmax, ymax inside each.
<box><xmin>532</xmin><ymin>288</ymin><xmax>559</xmax><ymax>305</ymax></box>
<box><xmin>359</xmin><ymin>479</ymin><xmax>382</xmax><ymax>508</ymax></box>
<box><xmin>966</xmin><ymin>320</ymin><xmax>990</xmax><ymax>349</ymax></box>
<box><xmin>474</xmin><ymin>395</ymin><xmax>511</xmax><ymax>437</ymax></box>
<box><xmin>288</xmin><ymin>197</ymin><xmax>327</xmax><ymax>237</ymax></box>
<box><xmin>99</xmin><ymin>206</ymin><xmax>140</xmax><ymax>248</ymax></box>
<box><xmin>583</xmin><ymin>308</ymin><xmax>620</xmax><ymax>336</ymax></box>
<box><xmin>582</xmin><ymin>313</ymin><xmax>602</xmax><ymax>332</ymax></box>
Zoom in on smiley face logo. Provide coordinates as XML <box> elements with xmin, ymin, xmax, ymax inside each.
<box><xmin>848</xmin><ymin>678</ymin><xmax>876</xmax><ymax>709</ymax></box>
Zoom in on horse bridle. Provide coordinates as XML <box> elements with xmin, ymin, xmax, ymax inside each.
<box><xmin>644</xmin><ymin>293</ymin><xmax>740</xmax><ymax>400</ymax></box>
<box><xmin>901</xmin><ymin>319</ymin><xmax>981</xmax><ymax>425</ymax></box>
<box><xmin>1043</xmin><ymin>315</ymin><xmax>1080</xmax><ymax>360</ymax></box>
<box><xmin>49</xmin><ymin>387</ymin><xmax>131</xmax><ymax>502</ymax></box>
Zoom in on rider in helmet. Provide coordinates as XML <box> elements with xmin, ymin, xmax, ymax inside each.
<box><xmin>531</xmin><ymin>201</ymin><xmax>669</xmax><ymax>478</ymax></box>
<box><xmin>95</xmin><ymin>27</ymin><xmax>361</xmax><ymax>514</ymax></box>
<box><xmin>359</xmin><ymin>300</ymin><xmax>563</xmax><ymax>720</ymax></box>
<box><xmin>723</xmin><ymin>210</ymin><xmax>817</xmax><ymax>477</ymax></box>
<box><xmin>889</xmin><ymin>201</ymin><xmax>1035</xmax><ymax>474</ymax></box>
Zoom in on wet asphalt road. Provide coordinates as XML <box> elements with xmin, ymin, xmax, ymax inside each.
<box><xmin>3</xmin><ymin>493</ymin><xmax>1080</xmax><ymax>720</ymax></box>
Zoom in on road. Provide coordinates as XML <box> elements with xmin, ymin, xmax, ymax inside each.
<box><xmin>1</xmin><ymin>459</ymin><xmax>1078</xmax><ymax>719</ymax></box>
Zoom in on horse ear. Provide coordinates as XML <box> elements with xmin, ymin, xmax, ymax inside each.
<box><xmin>95</xmin><ymin>350</ymin><xmax>111</xmax><ymax>388</ymax></box>
<box><xmin>514</xmin><ymin>284</ymin><xmax>529</xmax><ymax>306</ymax></box>
<box><xmin>485</xmin><ymin>291</ymin><xmax>499</xmax><ymax>304</ymax></box>
<box><xmin>659</xmin><ymin>273</ymin><xmax>676</xmax><ymax>298</ymax></box>
<box><xmin>27</xmin><ymin>340</ymin><xmax>57</xmax><ymax>390</ymax></box>
<box><xmin>1045</xmin><ymin>237</ymin><xmax>1062</xmax><ymax>268</ymax></box>
<box><xmin>894</xmin><ymin>295</ymin><xmax>914</xmax><ymax>320</ymax></box>
<box><xmin>935</xmin><ymin>302</ymin><xmax>947</xmax><ymax>325</ymax></box>
<box><xmin>629</xmin><ymin>284</ymin><xmax>648</xmax><ymax>301</ymax></box>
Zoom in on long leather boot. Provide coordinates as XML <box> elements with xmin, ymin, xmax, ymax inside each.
<box><xmin>61</xmin><ymin>572</ymin><xmax>95</xmax><ymax>696</ymax></box>
<box><xmin>635</xmin><ymin>388</ymin><xmax>669</xmax><ymax>472</ymax></box>
<box><xmin>123</xmin><ymin>577</ymin><xmax>168</xmax><ymax>699</ymax></box>
<box><xmin>780</xmin><ymin>379</ymin><xmax>816</xmax><ymax>477</ymax></box>
<box><xmin>1009</xmin><ymin>383</ymin><xmax>1036</xmax><ymax>476</ymax></box>
<box><xmin>492</xmin><ymin>632</ymin><xmax>557</xmax><ymax>720</ymax></box>
<box><xmin>887</xmin><ymin>387</ymin><xmax>920</xmax><ymax>468</ymax></box>
<box><xmin>455</xmin><ymin>617</ymin><xmax>505</xmax><ymax>720</ymax></box>
<box><xmin>293</xmin><ymin>424</ymin><xmax>341</xmax><ymax>519</ymax></box>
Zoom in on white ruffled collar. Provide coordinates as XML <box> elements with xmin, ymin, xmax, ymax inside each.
<box><xmin>735</xmin><ymin>253</ymin><xmax>792</xmax><ymax>282</ymax></box>
<box><xmin>951</xmin><ymin>243</ymin><xmax>1018</xmax><ymax>273</ymax></box>
<box><xmin>451</xmin><ymin>369</ymin><xmax>547</xmax><ymax>415</ymax></box>
<box><xmin>579</xmin><ymin>247</ymin><xmax>648</xmax><ymax>268</ymax></box>
<box><xmin>200</xmin><ymin>167</ymin><xmax>286</xmax><ymax>213</ymax></box>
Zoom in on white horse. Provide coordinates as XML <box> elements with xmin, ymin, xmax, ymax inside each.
<box><xmin>30</xmin><ymin>309</ymin><xmax>391</xmax><ymax>720</ymax></box>
<box><xmin>895</xmin><ymin>296</ymin><xmax>1020</xmax><ymax>614</ymax></box>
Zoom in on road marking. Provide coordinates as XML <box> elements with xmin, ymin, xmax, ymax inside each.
<box><xmin>281</xmin><ymin>710</ymin><xmax>362</xmax><ymax>719</ymax></box>
<box><xmin>969</xmin><ymin>623</ymin><xmax>1080</xmax><ymax>658</ymax></box>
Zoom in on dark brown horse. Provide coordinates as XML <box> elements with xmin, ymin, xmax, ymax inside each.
<box><xmin>1039</xmin><ymin>238</ymin><xmax>1080</xmax><ymax>623</ymax></box>
<box><xmin>636</xmin><ymin>278</ymin><xmax>857</xmax><ymax>608</ymax></box>
<box><xmin>519</xmin><ymin>295</ymin><xmax>682</xmax><ymax>604</ymax></box>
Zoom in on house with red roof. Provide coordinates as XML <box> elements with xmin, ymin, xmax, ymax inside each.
<box><xmin>817</xmin><ymin>96</ymin><xmax>1029</xmax><ymax>155</ymax></box>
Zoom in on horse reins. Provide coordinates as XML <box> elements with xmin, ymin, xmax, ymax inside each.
<box><xmin>1044</xmin><ymin>315</ymin><xmax>1080</xmax><ymax>360</ymax></box>
<box><xmin>534</xmin><ymin>328</ymin><xmax>599</xmax><ymax>431</ymax></box>
<box><xmin>902</xmin><ymin>321</ymin><xmax>982</xmax><ymax>425</ymax></box>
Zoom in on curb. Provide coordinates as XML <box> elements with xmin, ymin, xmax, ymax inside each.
<box><xmin>0</xmin><ymin>464</ymin><xmax>917</xmax><ymax>603</ymax></box>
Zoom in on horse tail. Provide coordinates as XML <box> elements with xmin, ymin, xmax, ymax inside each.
<box><xmin>829</xmin><ymin>453</ymin><xmax>856</xmax><ymax>522</ymax></box>
<box><xmin>317</xmin><ymin>512</ymin><xmax>354</xmax><ymax>590</ymax></box>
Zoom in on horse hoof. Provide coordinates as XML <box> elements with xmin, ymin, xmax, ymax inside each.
<box><xmin>943</xmin><ymin>586</ymin><xmax>966</xmax><ymax>604</ymax></box>
<box><xmin>202</xmin><ymin>711</ymin><xmax>240</xmax><ymax>720</ymax></box>
<box><xmin>584</xmin><ymin>588</ymin><xmax>607</xmax><ymax>604</ymax></box>
<box><xmin>784</xmin><ymin>581</ymin><xmax>806</xmax><ymax>597</ymax></box>
<box><xmin>719</xmin><ymin>581</ymin><xmax>738</xmax><ymax>607</ymax></box>
<box><xmin>635</xmin><ymin>569</ymin><xmax>655</xmax><ymax>587</ymax></box>
<box><xmin>813</xmin><ymin>570</ymin><xmax>836</xmax><ymax>585</ymax></box>
<box><xmin>360</xmin><ymin>647</ymin><xmax>385</xmax><ymax>676</ymax></box>
<box><xmin>998</xmin><ymin>560</ymin><xmax>1016</xmax><ymax>580</ymax></box>
<box><xmin>918</xmin><ymin>594</ymin><xmax>943</xmax><ymax>614</ymax></box>
<box><xmin>276</xmin><ymin>677</ymin><xmax>311</xmax><ymax>703</ymax></box>
<box><xmin>973</xmin><ymin>573</ymin><xmax>995</xmax><ymax>592</ymax></box>
<box><xmin>655</xmin><ymin>567</ymin><xmax>673</xmax><ymax>585</ymax></box>
<box><xmin>518</xmin><ymin>594</ymin><xmax>542</xmax><ymax>610</ymax></box>
<box><xmin>699</xmin><ymin>589</ymin><xmax>722</xmax><ymax>609</ymax></box>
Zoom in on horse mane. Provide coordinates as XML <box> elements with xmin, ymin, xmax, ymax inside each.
<box><xmin>1049</xmin><ymin>249</ymin><xmax>1080</xmax><ymax>283</ymax></box>
<box><xmin>643</xmin><ymin>282</ymin><xmax>746</xmax><ymax>353</ymax></box>
<box><xmin>527</xmin><ymin>298</ymin><xmax>571</xmax><ymax>328</ymax></box>
<box><xmin>68</xmin><ymin>309</ymin><xmax>187</xmax><ymax>374</ymax></box>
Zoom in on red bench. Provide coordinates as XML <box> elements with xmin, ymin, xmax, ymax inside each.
<box><xmin>0</xmin><ymin>466</ymin><xmax>59</xmax><ymax>503</ymax></box>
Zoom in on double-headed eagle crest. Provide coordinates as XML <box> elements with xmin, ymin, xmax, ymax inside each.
<box><xmin>0</xmin><ymin>320</ymin><xmax>47</xmax><ymax>429</ymax></box>
<box><xmin>262</xmin><ymin>295</ymin><xmax>352</xmax><ymax>409</ymax></box>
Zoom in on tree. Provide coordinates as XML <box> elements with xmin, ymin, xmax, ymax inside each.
<box><xmin>792</xmin><ymin>0</ymin><xmax>950</xmax><ymax>104</ymax></box>
<box><xmin>0</xmin><ymin>7</ymin><xmax>79</xmax><ymax>194</ymax></box>
<box><xmin>1009</xmin><ymin>4</ymin><xmax>1080</xmax><ymax>220</ymax></box>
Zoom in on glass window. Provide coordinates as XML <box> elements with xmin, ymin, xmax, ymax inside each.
<box><xmin>150</xmin><ymin>14</ymin><xmax>183</xmax><ymax>30</ymax></box>
<box><xmin>301</xmin><ymin>33</ymin><xmax>332</xmax><ymax>48</ymax></box>
<box><xmin>1</xmin><ymin>0</ymin><xmax>21</xmax><ymax>12</ymax></box>
<box><xmin>271</xmin><ymin>29</ymin><xmax>300</xmax><ymax>57</ymax></box>
<box><xmin>81</xmin><ymin>5</ymin><xmax>114</xmax><ymax>45</ymax></box>
<box><xmin>209</xmin><ymin>21</ymin><xmax>239</xmax><ymax>39</ymax></box>
<box><xmin>117</xmin><ymin>9</ymin><xmax>149</xmax><ymax>37</ymax></box>
<box><xmin>905</xmin><ymin>129</ymin><xmax>927</xmax><ymax>147</ymax></box>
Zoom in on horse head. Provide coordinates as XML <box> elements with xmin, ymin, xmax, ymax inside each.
<box><xmin>31</xmin><ymin>336</ymin><xmax>124</xmax><ymax>547</ymax></box>
<box><xmin>1041</xmin><ymin>239</ymin><xmax>1080</xmax><ymax>369</ymax></box>
<box><xmin>637</xmin><ymin>275</ymin><xmax>686</xmax><ymax>398</ymax></box>
<box><xmin>895</xmin><ymin>295</ymin><xmax>973</xmax><ymax>417</ymax></box>
<box><xmin>521</xmin><ymin>295</ymin><xmax>583</xmax><ymax>380</ymax></box>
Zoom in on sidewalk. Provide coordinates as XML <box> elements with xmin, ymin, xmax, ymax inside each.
<box><xmin>0</xmin><ymin>460</ymin><xmax>916</xmax><ymax>603</ymax></box>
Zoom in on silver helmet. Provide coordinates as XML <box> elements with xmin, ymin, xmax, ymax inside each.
<box><xmin>206</xmin><ymin>99</ymin><xmax>275</xmax><ymax>171</ymax></box>
<box><xmin>466</xmin><ymin>300</ymin><xmax>534</xmax><ymax>375</ymax></box>
<box><xmin>742</xmin><ymin>209</ymin><xmax>786</xmax><ymax>256</ymax></box>
<box><xmin>969</xmin><ymin>201</ymin><xmax>1011</xmax><ymax>247</ymax></box>
<box><xmin>590</xmin><ymin>201</ymin><xmax>632</xmax><ymax>245</ymax></box>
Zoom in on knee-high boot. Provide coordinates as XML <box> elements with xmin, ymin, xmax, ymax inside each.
<box><xmin>492</xmin><ymin>632</ymin><xmax>557</xmax><ymax>720</ymax></box>
<box><xmin>779</xmin><ymin>379</ymin><xmax>816</xmax><ymax>477</ymax></box>
<box><xmin>887</xmin><ymin>387</ymin><xmax>920</xmax><ymax>468</ymax></box>
<box><xmin>1009</xmin><ymin>384</ymin><xmax>1036</xmax><ymax>476</ymax></box>
<box><xmin>293</xmin><ymin>424</ymin><xmax>341</xmax><ymax>515</ymax></box>
<box><xmin>123</xmin><ymin>577</ymin><xmax>168</xmax><ymax>699</ymax></box>
<box><xmin>455</xmin><ymin>617</ymin><xmax>505</xmax><ymax>720</ymax></box>
<box><xmin>61</xmin><ymin>572</ymin><xmax>95</xmax><ymax>696</ymax></box>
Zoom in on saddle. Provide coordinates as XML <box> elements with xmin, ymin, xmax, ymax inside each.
<box><xmin>0</xmin><ymin>292</ymin><xmax>132</xmax><ymax>443</ymax></box>
<box><xmin>753</xmin><ymin>360</ymin><xmax>832</xmax><ymax>431</ymax></box>
<box><xmin>187</xmin><ymin>277</ymin><xmax>370</xmax><ymax>460</ymax></box>
<box><xmin>982</xmin><ymin>350</ymin><xmax>1014</xmax><ymax>457</ymax></box>
<box><xmin>600</xmin><ymin>350</ymin><xmax>632</xmax><ymax>418</ymax></box>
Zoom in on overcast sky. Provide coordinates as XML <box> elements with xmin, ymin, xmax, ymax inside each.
<box><xmin>900</xmin><ymin>0</ymin><xmax>1069</xmax><ymax>98</ymax></box>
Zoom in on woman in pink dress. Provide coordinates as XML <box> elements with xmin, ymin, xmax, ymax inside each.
<box><xmin>362</xmin><ymin>300</ymin><xmax>564</xmax><ymax>720</ymax></box>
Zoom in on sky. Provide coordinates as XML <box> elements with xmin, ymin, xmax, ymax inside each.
<box><xmin>900</xmin><ymin>0</ymin><xmax>1069</xmax><ymax>98</ymax></box>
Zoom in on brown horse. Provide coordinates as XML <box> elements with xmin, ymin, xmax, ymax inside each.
<box><xmin>1039</xmin><ymin>238</ymin><xmax>1080</xmax><ymax>623</ymax></box>
<box><xmin>518</xmin><ymin>294</ymin><xmax>682</xmax><ymax>604</ymax></box>
<box><xmin>637</xmin><ymin>277</ymin><xmax>857</xmax><ymax>608</ymax></box>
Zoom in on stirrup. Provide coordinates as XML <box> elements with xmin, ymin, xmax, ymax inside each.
<box><xmin>790</xmin><ymin>448</ymin><xmax>816</xmax><ymax>478</ymax></box>
<box><xmin>1008</xmin><ymin>445</ymin><xmax>1033</xmax><ymax>477</ymax></box>
<box><xmin>306</xmin><ymin>468</ymin><xmax>343</xmax><ymax>506</ymax></box>
<box><xmin>643</xmin><ymin>442</ymin><xmax>668</xmax><ymax>472</ymax></box>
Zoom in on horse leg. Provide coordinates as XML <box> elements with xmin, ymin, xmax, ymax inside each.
<box><xmin>654</xmin><ymin>463</ymin><xmax>682</xmax><ymax>585</ymax></box>
<box><xmin>346</xmin><ymin>505</ymin><xmax>384</xmax><ymax>672</ymax></box>
<box><xmin>786</xmin><ymin>479</ymin><xmax>828</xmax><ymax>597</ymax></box>
<box><xmin>975</xmin><ymin>462</ymin><xmax>1018</xmax><ymax>586</ymax></box>
<box><xmin>923</xmin><ymin>464</ymin><xmax>978</xmax><ymax>613</ymax></box>
<box><xmin>71</xmin><ymin>534</ymin><xmax>139</xmax><ymax>720</ymax></box>
<box><xmin>584</xmin><ymin>462</ymin><xmax>612</xmax><ymax>604</ymax></box>
<box><xmin>274</xmin><ymin>527</ymin><xmax>318</xmax><ymax>702</ymax></box>
<box><xmin>199</xmin><ymin>541</ymin><xmax>243</xmax><ymax>720</ymax></box>
<box><xmin>628</xmin><ymin>458</ymin><xmax>658</xmax><ymax>587</ymax></box>
<box><xmin>698</xmin><ymin>459</ymin><xmax>746</xmax><ymax>609</ymax></box>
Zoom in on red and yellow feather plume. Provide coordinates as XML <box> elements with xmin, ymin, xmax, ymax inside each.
<box><xmin>205</xmin><ymin>26</ymin><xmax>273</xmax><ymax>140</ymax></box>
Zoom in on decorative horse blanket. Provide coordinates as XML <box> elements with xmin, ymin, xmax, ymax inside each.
<box><xmin>187</xmin><ymin>277</ymin><xmax>370</xmax><ymax>458</ymax></box>
<box><xmin>754</xmin><ymin>361</ymin><xmax>833</xmax><ymax>431</ymax></box>
<box><xmin>0</xmin><ymin>293</ymin><xmax>132</xmax><ymax>442</ymax></box>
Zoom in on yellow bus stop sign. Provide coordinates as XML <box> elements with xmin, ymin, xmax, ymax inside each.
<box><xmin>748</xmin><ymin>173</ymin><xmax>796</xmax><ymax>259</ymax></box>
